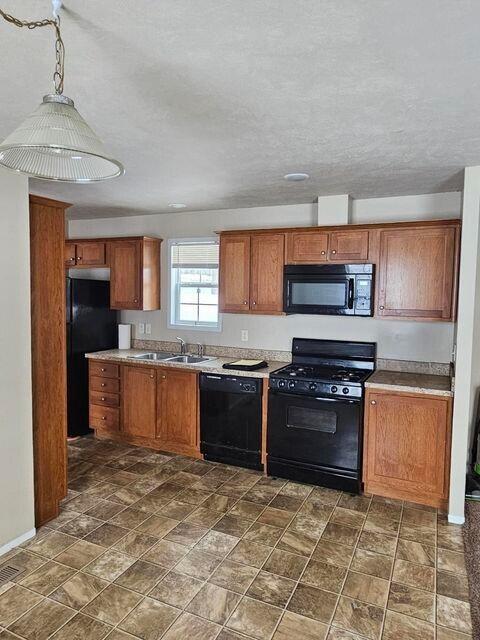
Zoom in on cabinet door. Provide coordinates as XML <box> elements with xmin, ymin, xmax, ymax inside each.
<box><xmin>121</xmin><ymin>366</ymin><xmax>157</xmax><ymax>438</ymax></box>
<box><xmin>329</xmin><ymin>230</ymin><xmax>369</xmax><ymax>262</ymax></box>
<box><xmin>250</xmin><ymin>233</ymin><xmax>285</xmax><ymax>313</ymax></box>
<box><xmin>219</xmin><ymin>235</ymin><xmax>250</xmax><ymax>312</ymax></box>
<box><xmin>110</xmin><ymin>239</ymin><xmax>142</xmax><ymax>310</ymax></box>
<box><xmin>76</xmin><ymin>241</ymin><xmax>106</xmax><ymax>267</ymax></box>
<box><xmin>157</xmin><ymin>368</ymin><xmax>198</xmax><ymax>455</ymax></box>
<box><xmin>364</xmin><ymin>390</ymin><xmax>451</xmax><ymax>506</ymax></box>
<box><xmin>377</xmin><ymin>226</ymin><xmax>457</xmax><ymax>320</ymax></box>
<box><xmin>65</xmin><ymin>242</ymin><xmax>76</xmax><ymax>267</ymax></box>
<box><xmin>286</xmin><ymin>231</ymin><xmax>329</xmax><ymax>263</ymax></box>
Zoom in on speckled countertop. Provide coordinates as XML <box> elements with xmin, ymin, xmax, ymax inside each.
<box><xmin>86</xmin><ymin>349</ymin><xmax>289</xmax><ymax>379</ymax></box>
<box><xmin>365</xmin><ymin>369</ymin><xmax>453</xmax><ymax>397</ymax></box>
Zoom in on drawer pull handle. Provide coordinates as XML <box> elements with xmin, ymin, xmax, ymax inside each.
<box><xmin>371</xmin><ymin>400</ymin><xmax>376</xmax><ymax>405</ymax></box>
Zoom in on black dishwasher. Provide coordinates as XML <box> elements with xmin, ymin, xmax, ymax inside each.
<box><xmin>200</xmin><ymin>373</ymin><xmax>263</xmax><ymax>470</ymax></box>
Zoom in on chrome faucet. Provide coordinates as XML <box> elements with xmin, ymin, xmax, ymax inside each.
<box><xmin>176</xmin><ymin>337</ymin><xmax>187</xmax><ymax>355</ymax></box>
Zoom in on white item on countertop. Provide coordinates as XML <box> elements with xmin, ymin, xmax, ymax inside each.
<box><xmin>118</xmin><ymin>324</ymin><xmax>131</xmax><ymax>350</ymax></box>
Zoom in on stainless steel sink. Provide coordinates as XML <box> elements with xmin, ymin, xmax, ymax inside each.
<box><xmin>128</xmin><ymin>352</ymin><xmax>213</xmax><ymax>365</ymax></box>
<box><xmin>128</xmin><ymin>352</ymin><xmax>176</xmax><ymax>361</ymax></box>
<box><xmin>167</xmin><ymin>355</ymin><xmax>213</xmax><ymax>364</ymax></box>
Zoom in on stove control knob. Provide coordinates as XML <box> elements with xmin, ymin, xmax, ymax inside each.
<box><xmin>278</xmin><ymin>380</ymin><xmax>286</xmax><ymax>388</ymax></box>
<box><xmin>243</xmin><ymin>384</ymin><xmax>251</xmax><ymax>392</ymax></box>
<box><xmin>308</xmin><ymin>382</ymin><xmax>317</xmax><ymax>391</ymax></box>
<box><xmin>288</xmin><ymin>380</ymin><xmax>296</xmax><ymax>389</ymax></box>
<box><xmin>330</xmin><ymin>385</ymin><xmax>338</xmax><ymax>393</ymax></box>
<box><xmin>342</xmin><ymin>387</ymin><xmax>350</xmax><ymax>395</ymax></box>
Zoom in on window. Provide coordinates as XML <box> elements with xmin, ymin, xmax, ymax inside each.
<box><xmin>169</xmin><ymin>238</ymin><xmax>220</xmax><ymax>330</ymax></box>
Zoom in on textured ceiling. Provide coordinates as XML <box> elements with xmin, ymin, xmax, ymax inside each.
<box><xmin>0</xmin><ymin>1</ymin><xmax>477</xmax><ymax>219</ymax></box>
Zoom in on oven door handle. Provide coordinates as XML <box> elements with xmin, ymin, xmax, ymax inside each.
<box><xmin>269</xmin><ymin>389</ymin><xmax>361</xmax><ymax>404</ymax></box>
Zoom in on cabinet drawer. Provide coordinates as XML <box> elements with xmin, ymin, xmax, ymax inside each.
<box><xmin>90</xmin><ymin>375</ymin><xmax>120</xmax><ymax>393</ymax></box>
<box><xmin>90</xmin><ymin>361</ymin><xmax>119</xmax><ymax>379</ymax></box>
<box><xmin>89</xmin><ymin>391</ymin><xmax>119</xmax><ymax>408</ymax></box>
<box><xmin>90</xmin><ymin>404</ymin><xmax>119</xmax><ymax>431</ymax></box>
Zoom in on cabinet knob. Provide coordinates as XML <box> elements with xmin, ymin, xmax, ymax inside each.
<box><xmin>101</xmin><ymin>368</ymin><xmax>106</xmax><ymax>372</ymax></box>
<box><xmin>371</xmin><ymin>400</ymin><xmax>376</xmax><ymax>405</ymax></box>
<box><xmin>101</xmin><ymin>397</ymin><xmax>105</xmax><ymax>401</ymax></box>
<box><xmin>379</xmin><ymin>306</ymin><xmax>385</xmax><ymax>310</ymax></box>
<box><xmin>77</xmin><ymin>256</ymin><xmax>82</xmax><ymax>260</ymax></box>
<box><xmin>101</xmin><ymin>415</ymin><xmax>106</xmax><ymax>420</ymax></box>
<box><xmin>243</xmin><ymin>301</ymin><xmax>248</xmax><ymax>305</ymax></box>
<box><xmin>150</xmin><ymin>374</ymin><xmax>154</xmax><ymax>379</ymax></box>
<box><xmin>69</xmin><ymin>257</ymin><xmax>75</xmax><ymax>262</ymax></box>
<box><xmin>252</xmin><ymin>301</ymin><xmax>256</xmax><ymax>306</ymax></box>
<box><xmin>331</xmin><ymin>250</ymin><xmax>337</xmax><ymax>254</ymax></box>
<box><xmin>162</xmin><ymin>374</ymin><xmax>166</xmax><ymax>379</ymax></box>
<box><xmin>101</xmin><ymin>383</ymin><xmax>106</xmax><ymax>387</ymax></box>
<box><xmin>321</xmin><ymin>251</ymin><xmax>326</xmax><ymax>255</ymax></box>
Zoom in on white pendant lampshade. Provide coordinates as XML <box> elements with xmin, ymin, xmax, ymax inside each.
<box><xmin>0</xmin><ymin>94</ymin><xmax>124</xmax><ymax>182</ymax></box>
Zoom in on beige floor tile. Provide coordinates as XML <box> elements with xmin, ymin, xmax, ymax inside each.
<box><xmin>392</xmin><ymin>558</ymin><xmax>435</xmax><ymax>591</ymax></box>
<box><xmin>387</xmin><ymin>582</ymin><xmax>435</xmax><ymax>622</ymax></box>
<box><xmin>228</xmin><ymin>500</ymin><xmax>265</xmax><ymax>521</ymax></box>
<box><xmin>399</xmin><ymin>523</ymin><xmax>436</xmax><ymax>546</ymax></box>
<box><xmin>202</xmin><ymin>494</ymin><xmax>237</xmax><ymax>513</ymax></box>
<box><xmin>162</xmin><ymin>611</ymin><xmax>220</xmax><ymax>640</ymax></box>
<box><xmin>326</xmin><ymin>627</ymin><xmax>370</xmax><ymax>639</ymax></box>
<box><xmin>436</xmin><ymin>626</ymin><xmax>473</xmax><ymax>639</ymax></box>
<box><xmin>49</xmin><ymin>613</ymin><xmax>112</xmax><ymax>640</ymax></box>
<box><xmin>195</xmin><ymin>531</ymin><xmax>238</xmax><ymax>557</ymax></box>
<box><xmin>396</xmin><ymin>539</ymin><xmax>436</xmax><ymax>567</ymax></box>
<box><xmin>212</xmin><ymin>514</ymin><xmax>252</xmax><ymax>537</ymax></box>
<box><xmin>342</xmin><ymin>571</ymin><xmax>389</xmax><ymax>607</ymax></box>
<box><xmin>84</xmin><ymin>549</ymin><xmax>135</xmax><ymax>581</ymax></box>
<box><xmin>53</xmin><ymin>539</ymin><xmax>104</xmax><ymax>569</ymax></box>
<box><xmin>150</xmin><ymin>571</ymin><xmax>203</xmax><ymax>608</ymax></box>
<box><xmin>160</xmin><ymin>500</ymin><xmax>196</xmax><ymax>521</ymax></box>
<box><xmin>246</xmin><ymin>570</ymin><xmax>296</xmax><ymax>608</ymax></box>
<box><xmin>18</xmin><ymin>561</ymin><xmax>74</xmax><ymax>596</ymax></box>
<box><xmin>50</xmin><ymin>572</ymin><xmax>107</xmax><ymax>609</ymax></box>
<box><xmin>135</xmin><ymin>515</ymin><xmax>179</xmax><ymax>538</ymax></box>
<box><xmin>338</xmin><ymin>494</ymin><xmax>371</xmax><ymax>514</ymax></box>
<box><xmin>357</xmin><ymin>531</ymin><xmax>397</xmax><ymax>556</ymax></box>
<box><xmin>187</xmin><ymin>582</ymin><xmax>240</xmax><ymax>624</ymax></box>
<box><xmin>368</xmin><ymin>501</ymin><xmax>402</xmax><ymax>522</ymax></box>
<box><xmin>24</xmin><ymin>532</ymin><xmax>76</xmax><ymax>559</ymax></box>
<box><xmin>273</xmin><ymin>610</ymin><xmax>328</xmax><ymax>639</ymax></box>
<box><xmin>401</xmin><ymin>508</ymin><xmax>436</xmax><ymax>529</ymax></box>
<box><xmin>119</xmin><ymin>597</ymin><xmax>180</xmax><ymax>639</ymax></box>
<box><xmin>331</xmin><ymin>507</ymin><xmax>366</xmax><ymax>529</ymax></box>
<box><xmin>287</xmin><ymin>583</ymin><xmax>338</xmax><ymax>623</ymax></box>
<box><xmin>209</xmin><ymin>559</ymin><xmax>258</xmax><ymax>594</ymax></box>
<box><xmin>142</xmin><ymin>540</ymin><xmax>188</xmax><ymax>569</ymax></box>
<box><xmin>257</xmin><ymin>507</ymin><xmax>293</xmax><ymax>529</ymax></box>
<box><xmin>437</xmin><ymin>549</ymin><xmax>467</xmax><ymax>575</ymax></box>
<box><xmin>382</xmin><ymin>610</ymin><xmax>434</xmax><ymax>640</ymax></box>
<box><xmin>114</xmin><ymin>560</ymin><xmax>167</xmax><ymax>594</ymax></box>
<box><xmin>269</xmin><ymin>495</ymin><xmax>303</xmax><ymax>512</ymax></box>
<box><xmin>299</xmin><ymin>501</ymin><xmax>334</xmax><ymax>523</ymax></box>
<box><xmin>436</xmin><ymin>595</ymin><xmax>472</xmax><ymax>634</ymax></box>
<box><xmin>84</xmin><ymin>523</ymin><xmax>130</xmax><ymax>548</ymax></box>
<box><xmin>363</xmin><ymin>513</ymin><xmax>399</xmax><ymax>536</ymax></box>
<box><xmin>109</xmin><ymin>508</ymin><xmax>150</xmax><ymax>529</ymax></box>
<box><xmin>322</xmin><ymin>522</ymin><xmax>361</xmax><ymax>548</ymax></box>
<box><xmin>263</xmin><ymin>549</ymin><xmax>307</xmax><ymax>581</ymax></box>
<box><xmin>58</xmin><ymin>514</ymin><xmax>104</xmax><ymax>538</ymax></box>
<box><xmin>165</xmin><ymin>522</ymin><xmax>209</xmax><ymax>548</ymax></box>
<box><xmin>350</xmin><ymin>549</ymin><xmax>393</xmax><ymax>580</ymax></box>
<box><xmin>226</xmin><ymin>596</ymin><xmax>283</xmax><ymax>640</ymax></box>
<box><xmin>436</xmin><ymin>570</ymin><xmax>470</xmax><ymax>602</ymax></box>
<box><xmin>185</xmin><ymin>507</ymin><xmax>222</xmax><ymax>528</ymax></box>
<box><xmin>0</xmin><ymin>585</ymin><xmax>42</xmax><ymax>627</ymax></box>
<box><xmin>332</xmin><ymin>596</ymin><xmax>384</xmax><ymax>640</ymax></box>
<box><xmin>243</xmin><ymin>522</ymin><xmax>283</xmax><ymax>547</ymax></box>
<box><xmin>302</xmin><ymin>559</ymin><xmax>347</xmax><ymax>593</ymax></box>
<box><xmin>174</xmin><ymin>549</ymin><xmax>221</xmax><ymax>580</ymax></box>
<box><xmin>113</xmin><ymin>531</ymin><xmax>158</xmax><ymax>558</ymax></box>
<box><xmin>277</xmin><ymin>529</ymin><xmax>317</xmax><ymax>557</ymax></box>
<box><xmin>288</xmin><ymin>513</ymin><xmax>326</xmax><ymax>538</ymax></box>
<box><xmin>8</xmin><ymin>598</ymin><xmax>74</xmax><ymax>640</ymax></box>
<box><xmin>312</xmin><ymin>540</ymin><xmax>354</xmax><ymax>568</ymax></box>
<box><xmin>83</xmin><ymin>584</ymin><xmax>142</xmax><ymax>625</ymax></box>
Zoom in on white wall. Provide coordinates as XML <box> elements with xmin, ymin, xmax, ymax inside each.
<box><xmin>0</xmin><ymin>170</ymin><xmax>35</xmax><ymax>552</ymax></box>
<box><xmin>69</xmin><ymin>192</ymin><xmax>461</xmax><ymax>362</ymax></box>
<box><xmin>449</xmin><ymin>168</ymin><xmax>480</xmax><ymax>522</ymax></box>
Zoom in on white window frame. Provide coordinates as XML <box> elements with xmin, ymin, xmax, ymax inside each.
<box><xmin>167</xmin><ymin>237</ymin><xmax>222</xmax><ymax>332</ymax></box>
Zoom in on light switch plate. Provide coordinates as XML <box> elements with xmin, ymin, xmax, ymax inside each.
<box><xmin>145</xmin><ymin>323</ymin><xmax>151</xmax><ymax>335</ymax></box>
<box><xmin>241</xmin><ymin>330</ymin><xmax>248</xmax><ymax>342</ymax></box>
<box><xmin>138</xmin><ymin>322</ymin><xmax>145</xmax><ymax>334</ymax></box>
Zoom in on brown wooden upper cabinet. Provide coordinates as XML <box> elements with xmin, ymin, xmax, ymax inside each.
<box><xmin>65</xmin><ymin>240</ymin><xmax>106</xmax><ymax>267</ymax></box>
<box><xmin>377</xmin><ymin>225</ymin><xmax>459</xmax><ymax>321</ymax></box>
<box><xmin>111</xmin><ymin>237</ymin><xmax>161</xmax><ymax>310</ymax></box>
<box><xmin>363</xmin><ymin>388</ymin><xmax>452</xmax><ymax>508</ymax></box>
<box><xmin>121</xmin><ymin>365</ymin><xmax>157</xmax><ymax>439</ymax></box>
<box><xmin>286</xmin><ymin>229</ymin><xmax>369</xmax><ymax>264</ymax></box>
<box><xmin>219</xmin><ymin>233</ymin><xmax>285</xmax><ymax>314</ymax></box>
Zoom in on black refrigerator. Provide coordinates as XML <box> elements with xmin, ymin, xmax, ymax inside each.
<box><xmin>66</xmin><ymin>278</ymin><xmax>118</xmax><ymax>437</ymax></box>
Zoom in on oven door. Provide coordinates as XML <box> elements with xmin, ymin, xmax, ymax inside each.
<box><xmin>284</xmin><ymin>273</ymin><xmax>355</xmax><ymax>315</ymax></box>
<box><xmin>267</xmin><ymin>390</ymin><xmax>362</xmax><ymax>473</ymax></box>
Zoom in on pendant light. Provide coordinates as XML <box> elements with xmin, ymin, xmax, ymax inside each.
<box><xmin>0</xmin><ymin>2</ymin><xmax>124</xmax><ymax>182</ymax></box>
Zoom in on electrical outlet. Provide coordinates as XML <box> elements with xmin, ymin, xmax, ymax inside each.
<box><xmin>241</xmin><ymin>330</ymin><xmax>248</xmax><ymax>342</ymax></box>
<box><xmin>138</xmin><ymin>322</ymin><xmax>145</xmax><ymax>334</ymax></box>
<box><xmin>145</xmin><ymin>323</ymin><xmax>151</xmax><ymax>335</ymax></box>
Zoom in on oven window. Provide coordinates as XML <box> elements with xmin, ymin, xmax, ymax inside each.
<box><xmin>287</xmin><ymin>405</ymin><xmax>337</xmax><ymax>433</ymax></box>
<box><xmin>290</xmin><ymin>281</ymin><xmax>347</xmax><ymax>307</ymax></box>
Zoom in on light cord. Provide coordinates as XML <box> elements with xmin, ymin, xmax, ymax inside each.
<box><xmin>0</xmin><ymin>7</ymin><xmax>65</xmax><ymax>94</ymax></box>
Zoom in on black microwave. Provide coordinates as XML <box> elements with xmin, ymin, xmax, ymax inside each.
<box><xmin>284</xmin><ymin>264</ymin><xmax>374</xmax><ymax>316</ymax></box>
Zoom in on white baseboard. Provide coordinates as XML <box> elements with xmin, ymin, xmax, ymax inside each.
<box><xmin>448</xmin><ymin>514</ymin><xmax>465</xmax><ymax>525</ymax></box>
<box><xmin>0</xmin><ymin>528</ymin><xmax>36</xmax><ymax>557</ymax></box>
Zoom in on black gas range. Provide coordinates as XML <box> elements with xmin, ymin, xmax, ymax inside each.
<box><xmin>267</xmin><ymin>338</ymin><xmax>376</xmax><ymax>493</ymax></box>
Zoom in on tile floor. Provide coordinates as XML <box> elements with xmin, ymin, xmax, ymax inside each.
<box><xmin>0</xmin><ymin>437</ymin><xmax>473</xmax><ymax>639</ymax></box>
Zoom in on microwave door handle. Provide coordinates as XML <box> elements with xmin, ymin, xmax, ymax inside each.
<box><xmin>347</xmin><ymin>279</ymin><xmax>354</xmax><ymax>309</ymax></box>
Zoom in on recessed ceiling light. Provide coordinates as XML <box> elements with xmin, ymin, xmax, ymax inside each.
<box><xmin>284</xmin><ymin>173</ymin><xmax>309</xmax><ymax>182</ymax></box>
<box><xmin>168</xmin><ymin>203</ymin><xmax>187</xmax><ymax>209</ymax></box>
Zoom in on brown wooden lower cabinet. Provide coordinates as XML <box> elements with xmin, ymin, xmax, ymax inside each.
<box><xmin>363</xmin><ymin>388</ymin><xmax>452</xmax><ymax>509</ymax></box>
<box><xmin>89</xmin><ymin>360</ymin><xmax>200</xmax><ymax>458</ymax></box>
